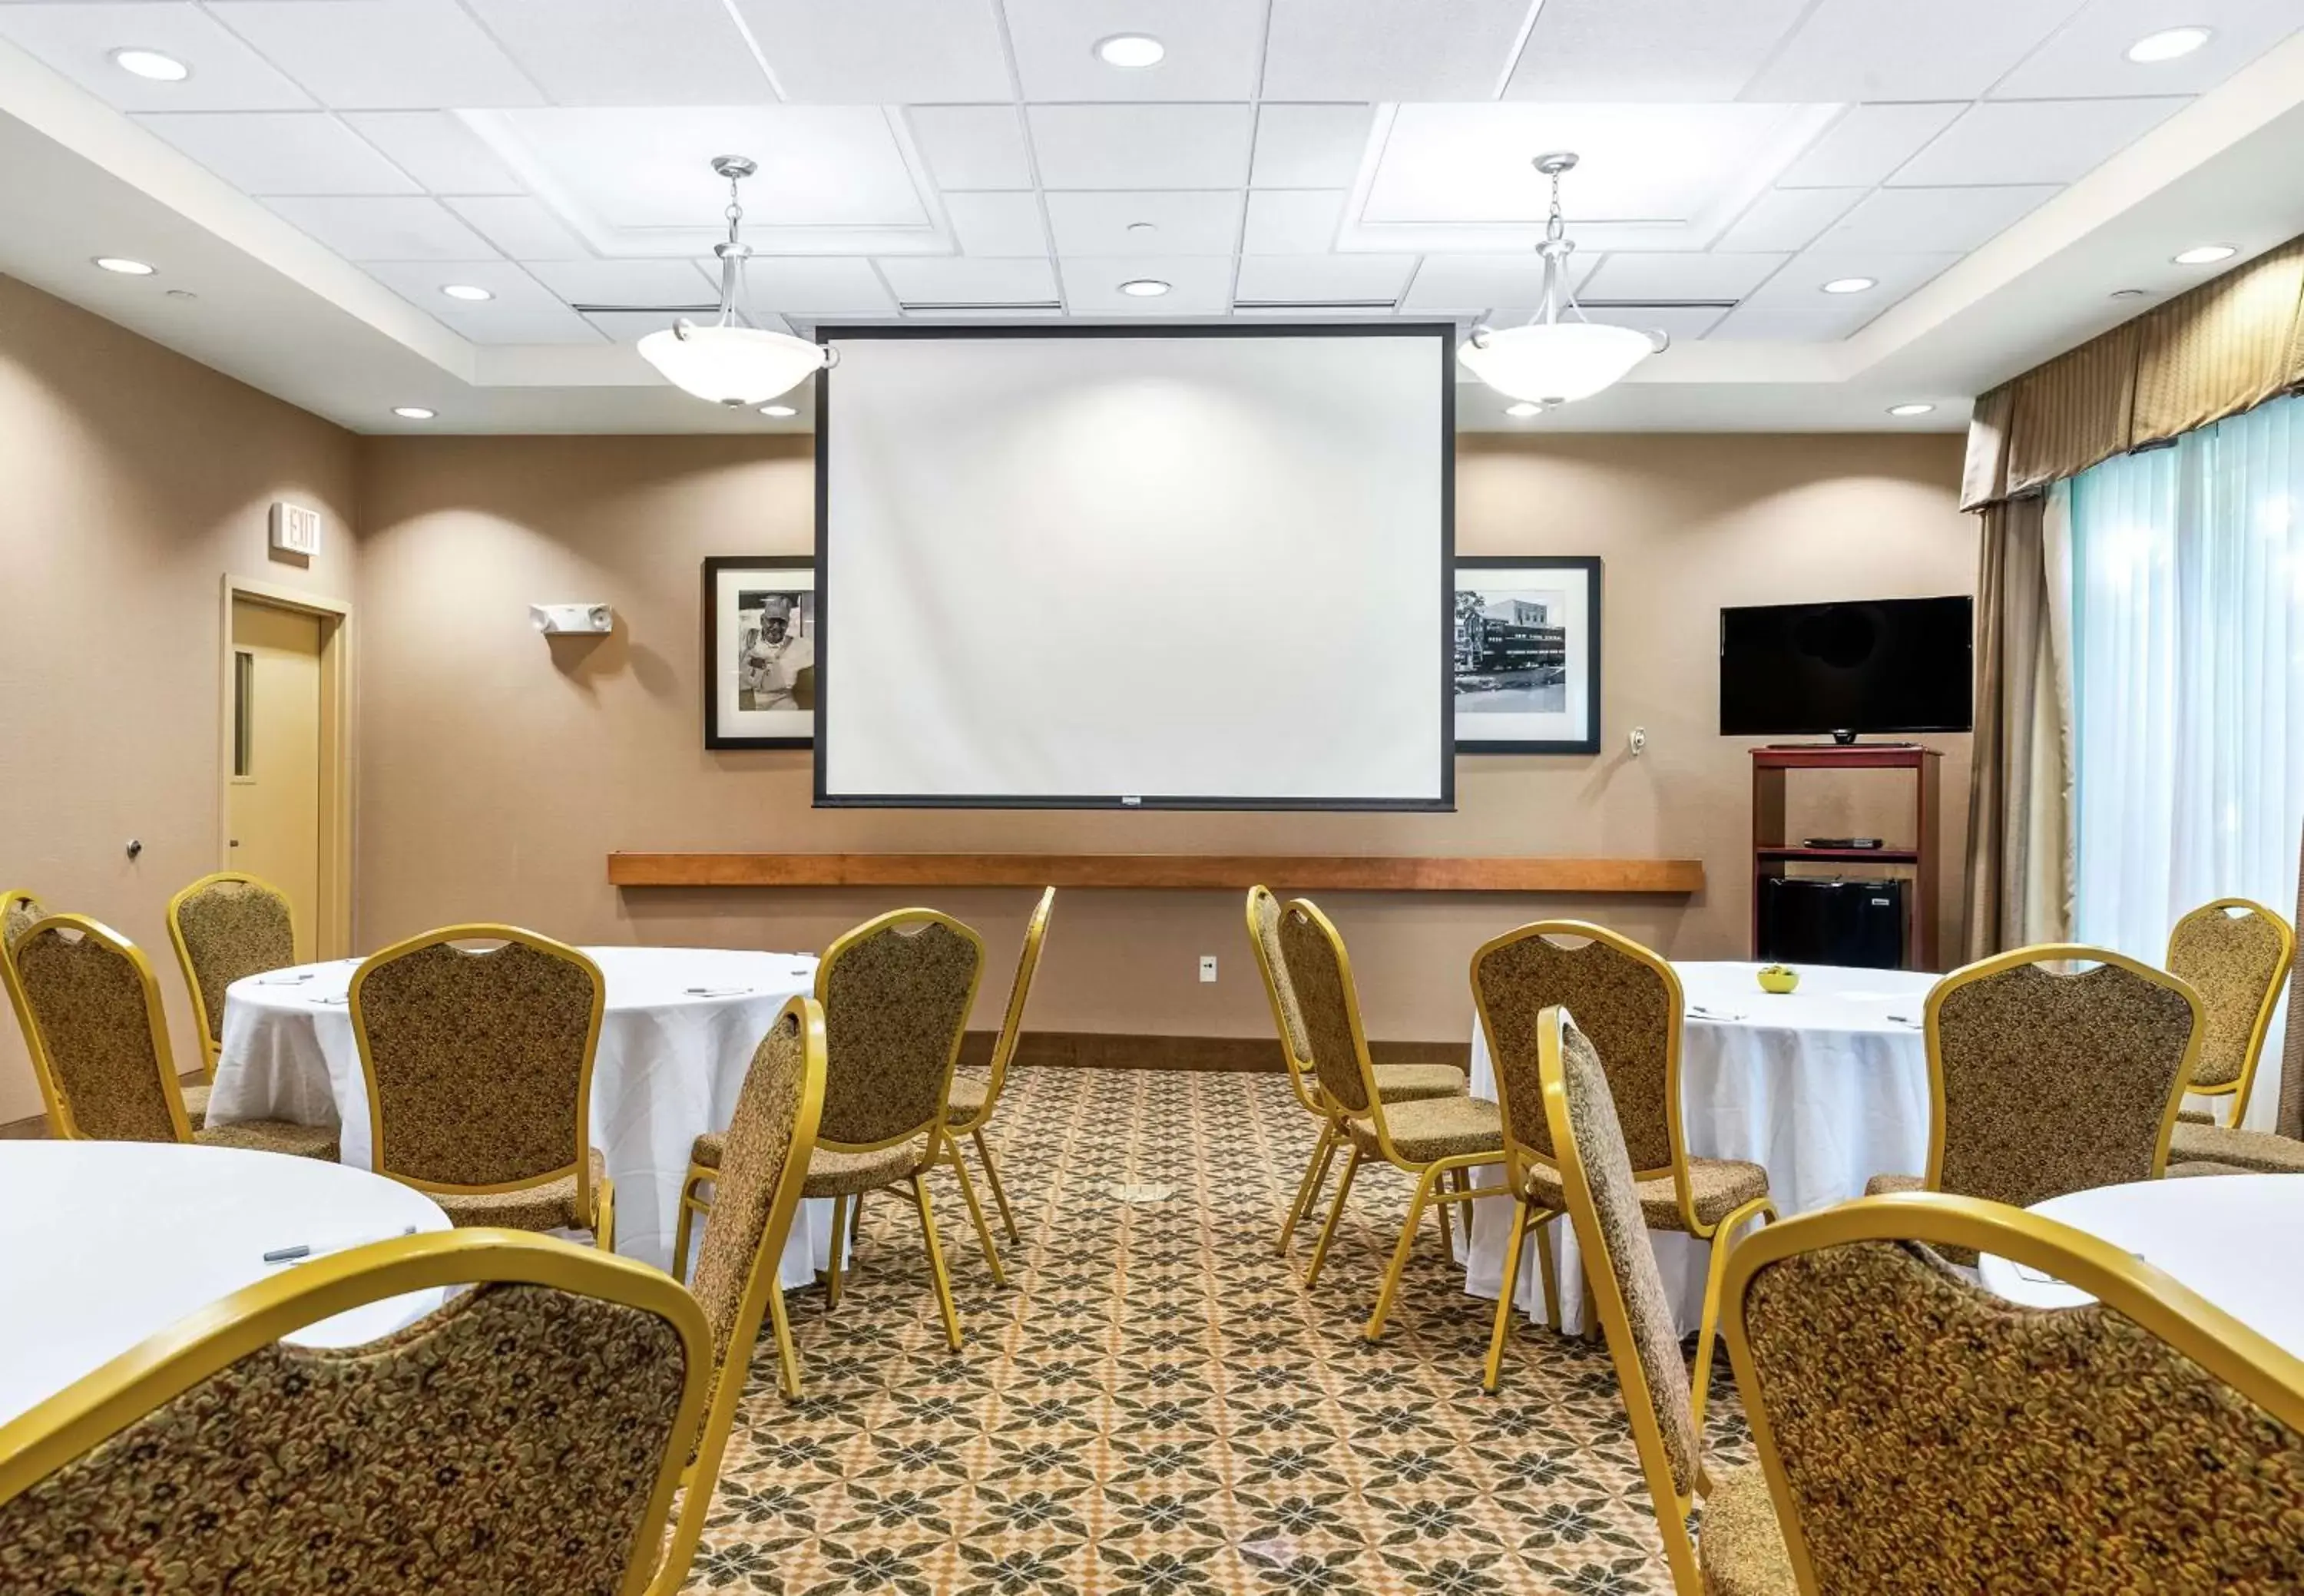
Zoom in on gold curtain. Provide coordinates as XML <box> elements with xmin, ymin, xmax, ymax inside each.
<box><xmin>1961</xmin><ymin>235</ymin><xmax>2304</xmax><ymax>509</ymax></box>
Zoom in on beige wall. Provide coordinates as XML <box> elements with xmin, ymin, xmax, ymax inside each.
<box><xmin>0</xmin><ymin>274</ymin><xmax>359</xmax><ymax>1123</ymax></box>
<box><xmin>354</xmin><ymin>429</ymin><xmax>1974</xmax><ymax>1046</ymax></box>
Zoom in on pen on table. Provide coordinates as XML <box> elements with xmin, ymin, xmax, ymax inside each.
<box><xmin>264</xmin><ymin>1223</ymin><xmax>418</xmax><ymax>1264</ymax></box>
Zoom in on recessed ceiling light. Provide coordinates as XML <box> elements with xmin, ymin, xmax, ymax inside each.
<box><xmin>2127</xmin><ymin>26</ymin><xmax>2211</xmax><ymax>64</ymax></box>
<box><xmin>2173</xmin><ymin>243</ymin><xmax>2236</xmax><ymax>265</ymax></box>
<box><xmin>111</xmin><ymin>48</ymin><xmax>189</xmax><ymax>81</ymax></box>
<box><xmin>1820</xmin><ymin>276</ymin><xmax>1876</xmax><ymax>295</ymax></box>
<box><xmin>1119</xmin><ymin>278</ymin><xmax>1170</xmax><ymax>298</ymax></box>
<box><xmin>1886</xmin><ymin>402</ymin><xmax>1936</xmax><ymax>417</ymax></box>
<box><xmin>392</xmin><ymin>406</ymin><xmax>436</xmax><ymax>420</ymax></box>
<box><xmin>440</xmin><ymin>283</ymin><xmax>493</xmax><ymax>302</ymax></box>
<box><xmin>93</xmin><ymin>257</ymin><xmax>156</xmax><ymax>276</ymax></box>
<box><xmin>1095</xmin><ymin>33</ymin><xmax>1164</xmax><ymax>68</ymax></box>
<box><xmin>1504</xmin><ymin>402</ymin><xmax>1542</xmax><ymax>419</ymax></box>
<box><xmin>759</xmin><ymin>403</ymin><xmax>797</xmax><ymax>418</ymax></box>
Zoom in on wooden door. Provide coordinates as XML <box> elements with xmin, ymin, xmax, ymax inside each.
<box><xmin>227</xmin><ymin>598</ymin><xmax>323</xmax><ymax>962</ymax></box>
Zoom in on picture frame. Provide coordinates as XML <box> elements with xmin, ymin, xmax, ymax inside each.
<box><xmin>704</xmin><ymin>555</ymin><xmax>817</xmax><ymax>749</ymax></box>
<box><xmin>1453</xmin><ymin>556</ymin><xmax>1602</xmax><ymax>754</ymax></box>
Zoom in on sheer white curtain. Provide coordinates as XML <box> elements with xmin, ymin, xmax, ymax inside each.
<box><xmin>2069</xmin><ymin>393</ymin><xmax>2304</xmax><ymax>1129</ymax></box>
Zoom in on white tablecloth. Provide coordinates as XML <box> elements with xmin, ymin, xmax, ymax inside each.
<box><xmin>1979</xmin><ymin>1174</ymin><xmax>2304</xmax><ymax>1361</ymax></box>
<box><xmin>0</xmin><ymin>1141</ymin><xmax>451</xmax><ymax>1425</ymax></box>
<box><xmin>207</xmin><ymin>945</ymin><xmax>826</xmax><ymax>1279</ymax></box>
<box><xmin>1464</xmin><ymin>959</ymin><xmax>1937</xmax><ymax>1336</ymax></box>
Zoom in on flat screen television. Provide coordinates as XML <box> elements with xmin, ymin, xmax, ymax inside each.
<box><xmin>1719</xmin><ymin>595</ymin><xmax>1974</xmax><ymax>741</ymax></box>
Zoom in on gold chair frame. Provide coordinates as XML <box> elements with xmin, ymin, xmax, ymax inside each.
<box><xmin>0</xmin><ymin>889</ymin><xmax>70</xmax><ymax>1136</ymax></box>
<box><xmin>0</xmin><ymin>1229</ymin><xmax>713</xmax><ymax>1596</ymax></box>
<box><xmin>1918</xmin><ymin>942</ymin><xmax>2203</xmax><ymax>1194</ymax></box>
<box><xmin>945</xmin><ymin>886</ymin><xmax>1055</xmax><ymax>1246</ymax></box>
<box><xmin>1246</xmin><ymin>885</ymin><xmax>1347</xmax><ymax>1251</ymax></box>
<box><xmin>348</xmin><ymin>924</ymin><xmax>616</xmax><ymax>1252</ymax></box>
<box><xmin>1284</xmin><ymin>899</ymin><xmax>1508</xmax><ymax>1339</ymax></box>
<box><xmin>1720</xmin><ymin>1190</ymin><xmax>2304</xmax><ymax>1595</ymax></box>
<box><xmin>164</xmin><ymin>869</ymin><xmax>296</xmax><ymax>1081</ymax></box>
<box><xmin>2167</xmin><ymin>898</ymin><xmax>2296</xmax><ymax>1130</ymax></box>
<box><xmin>11</xmin><ymin>912</ymin><xmax>201</xmax><ymax>1143</ymax></box>
<box><xmin>1471</xmin><ymin>920</ymin><xmax>1774</xmax><ymax>1396</ymax></box>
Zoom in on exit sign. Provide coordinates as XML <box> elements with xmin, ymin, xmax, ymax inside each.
<box><xmin>269</xmin><ymin>502</ymin><xmax>321</xmax><ymax>558</ymax></box>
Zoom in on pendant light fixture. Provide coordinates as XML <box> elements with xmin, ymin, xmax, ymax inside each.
<box><xmin>638</xmin><ymin>155</ymin><xmax>836</xmax><ymax>408</ymax></box>
<box><xmin>1457</xmin><ymin>152</ymin><xmax>1660</xmax><ymax>409</ymax></box>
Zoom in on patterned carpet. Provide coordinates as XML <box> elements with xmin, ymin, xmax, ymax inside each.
<box><xmin>687</xmin><ymin>1067</ymin><xmax>1751</xmax><ymax>1596</ymax></box>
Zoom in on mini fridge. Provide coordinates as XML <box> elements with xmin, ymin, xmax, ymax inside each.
<box><xmin>1758</xmin><ymin>876</ymin><xmax>1906</xmax><ymax>969</ymax></box>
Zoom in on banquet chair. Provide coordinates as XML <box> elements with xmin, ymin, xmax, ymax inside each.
<box><xmin>1722</xmin><ymin>1190</ymin><xmax>2304</xmax><ymax>1593</ymax></box>
<box><xmin>655</xmin><ymin>995</ymin><xmax>826</xmax><ymax>1585</ymax></box>
<box><xmin>1865</xmin><ymin>945</ymin><xmax>2203</xmax><ymax>1255</ymax></box>
<box><xmin>1471</xmin><ymin>920</ymin><xmax>1773</xmax><ymax>1395</ymax></box>
<box><xmin>165</xmin><ymin>871</ymin><xmax>298</xmax><ymax>1088</ymax></box>
<box><xmin>8</xmin><ymin>913</ymin><xmax>336</xmax><ymax>1158</ymax></box>
<box><xmin>349</xmin><ymin>925</ymin><xmax>614</xmax><ymax>1248</ymax></box>
<box><xmin>1246</xmin><ymin>885</ymin><xmax>1467</xmax><ymax>1253</ymax></box>
<box><xmin>944</xmin><ymin>885</ymin><xmax>1056</xmax><ymax>1246</ymax></box>
<box><xmin>1</xmin><ymin>888</ymin><xmax>74</xmax><ymax>1134</ymax></box>
<box><xmin>1535</xmin><ymin>1002</ymin><xmax>1793</xmax><ymax>1594</ymax></box>
<box><xmin>2160</xmin><ymin>899</ymin><xmax>2304</xmax><ymax>1175</ymax></box>
<box><xmin>0</xmin><ymin>1228</ymin><xmax>713</xmax><ymax>1596</ymax></box>
<box><xmin>1279</xmin><ymin>898</ymin><xmax>1507</xmax><ymax>1336</ymax></box>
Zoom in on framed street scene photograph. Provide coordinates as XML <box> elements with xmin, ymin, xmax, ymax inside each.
<box><xmin>1453</xmin><ymin>556</ymin><xmax>1601</xmax><ymax>754</ymax></box>
<box><xmin>704</xmin><ymin>555</ymin><xmax>817</xmax><ymax>749</ymax></box>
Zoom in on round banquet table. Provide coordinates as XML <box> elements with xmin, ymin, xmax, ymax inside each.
<box><xmin>206</xmin><ymin>945</ymin><xmax>826</xmax><ymax>1279</ymax></box>
<box><xmin>1463</xmin><ymin>959</ymin><xmax>1938</xmax><ymax>1336</ymax></box>
<box><xmin>0</xmin><ymin>1140</ymin><xmax>450</xmax><ymax>1427</ymax></box>
<box><xmin>1978</xmin><ymin>1174</ymin><xmax>2304</xmax><ymax>1361</ymax></box>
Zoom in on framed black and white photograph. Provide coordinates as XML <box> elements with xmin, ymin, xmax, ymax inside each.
<box><xmin>1453</xmin><ymin>556</ymin><xmax>1601</xmax><ymax>754</ymax></box>
<box><xmin>704</xmin><ymin>556</ymin><xmax>816</xmax><ymax>749</ymax></box>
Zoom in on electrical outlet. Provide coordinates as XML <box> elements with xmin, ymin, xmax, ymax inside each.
<box><xmin>1198</xmin><ymin>955</ymin><xmax>1218</xmax><ymax>983</ymax></box>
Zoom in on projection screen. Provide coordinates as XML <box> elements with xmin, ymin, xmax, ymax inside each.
<box><xmin>815</xmin><ymin>325</ymin><xmax>1454</xmax><ymax>810</ymax></box>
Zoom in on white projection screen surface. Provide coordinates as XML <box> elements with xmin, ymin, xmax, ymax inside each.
<box><xmin>816</xmin><ymin>326</ymin><xmax>1454</xmax><ymax>810</ymax></box>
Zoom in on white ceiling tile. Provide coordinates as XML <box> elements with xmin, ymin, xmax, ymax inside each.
<box><xmin>342</xmin><ymin>112</ymin><xmax>525</xmax><ymax>195</ymax></box>
<box><xmin>1233</xmin><ymin>255</ymin><xmax>1415</xmax><ymax>304</ymax></box>
<box><xmin>1505</xmin><ymin>0</ymin><xmax>1813</xmax><ymax>101</ymax></box>
<box><xmin>442</xmin><ymin>197</ymin><xmax>594</xmax><ymax>260</ymax></box>
<box><xmin>1892</xmin><ymin>98</ymin><xmax>2185</xmax><ymax>187</ymax></box>
<box><xmin>134</xmin><ymin>112</ymin><xmax>419</xmax><ymax>195</ymax></box>
<box><xmin>1712</xmin><ymin>187</ymin><xmax>1863</xmax><ymax>252</ymax></box>
<box><xmin>1251</xmin><ymin>104</ymin><xmax>1375</xmax><ymax>189</ymax></box>
<box><xmin>1243</xmin><ymin>190</ymin><xmax>1345</xmax><ymax>253</ymax></box>
<box><xmin>1740</xmin><ymin>249</ymin><xmax>1961</xmax><ymax>310</ymax></box>
<box><xmin>459</xmin><ymin>0</ymin><xmax>774</xmax><ymax>104</ymax></box>
<box><xmin>1263</xmin><ymin>0</ymin><xmax>1538</xmax><ymax>100</ymax></box>
<box><xmin>1046</xmin><ymin>190</ymin><xmax>1244</xmax><ymax>256</ymax></box>
<box><xmin>909</xmin><ymin>106</ymin><xmax>1034</xmax><ymax>190</ymax></box>
<box><xmin>582</xmin><ymin>307</ymin><xmax>796</xmax><ymax>341</ymax></box>
<box><xmin>746</xmin><ymin>257</ymin><xmax>898</xmax><ymax>315</ymax></box>
<box><xmin>1993</xmin><ymin>0</ymin><xmax>2304</xmax><ymax>99</ymax></box>
<box><xmin>1823</xmin><ymin>187</ymin><xmax>2061</xmax><ymax>252</ymax></box>
<box><xmin>730</xmin><ymin>0</ymin><xmax>1012</xmax><ymax>101</ymax></box>
<box><xmin>263</xmin><ymin>196</ymin><xmax>499</xmax><ymax>260</ymax></box>
<box><xmin>0</xmin><ymin>2</ymin><xmax>313</xmax><ymax>111</ymax></box>
<box><xmin>1402</xmin><ymin>252</ymin><xmax>1596</xmax><ymax>312</ymax></box>
<box><xmin>1742</xmin><ymin>0</ymin><xmax>2087</xmax><ymax>100</ymax></box>
<box><xmin>1059</xmin><ymin>256</ymin><xmax>1234</xmax><ymax>313</ymax></box>
<box><xmin>944</xmin><ymin>191</ymin><xmax>1049</xmax><ymax>256</ymax></box>
<box><xmin>206</xmin><ymin>0</ymin><xmax>546</xmax><ymax>110</ymax></box>
<box><xmin>1776</xmin><ymin>104</ymin><xmax>1966</xmax><ymax>189</ymax></box>
<box><xmin>1001</xmin><ymin>0</ymin><xmax>1264</xmax><ymax>100</ymax></box>
<box><xmin>1028</xmin><ymin>104</ymin><xmax>1254</xmax><ymax>190</ymax></box>
<box><xmin>1572</xmin><ymin>303</ymin><xmax>1726</xmax><ymax>342</ymax></box>
<box><xmin>359</xmin><ymin>259</ymin><xmax>607</xmax><ymax>343</ymax></box>
<box><xmin>1705</xmin><ymin>303</ymin><xmax>1881</xmax><ymax>341</ymax></box>
<box><xmin>1581</xmin><ymin>252</ymin><xmax>1789</xmax><ymax>300</ymax></box>
<box><xmin>523</xmin><ymin>258</ymin><xmax>719</xmax><ymax>306</ymax></box>
<box><xmin>876</xmin><ymin>257</ymin><xmax>1061</xmax><ymax>305</ymax></box>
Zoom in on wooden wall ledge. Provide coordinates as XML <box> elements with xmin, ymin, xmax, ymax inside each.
<box><xmin>607</xmin><ymin>853</ymin><xmax>1704</xmax><ymax>895</ymax></box>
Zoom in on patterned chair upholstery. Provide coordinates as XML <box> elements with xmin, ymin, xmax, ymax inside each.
<box><xmin>1536</xmin><ymin>1004</ymin><xmax>1793</xmax><ymax>1595</ymax></box>
<box><xmin>1278</xmin><ymin>898</ymin><xmax>1506</xmax><ymax>1343</ymax></box>
<box><xmin>0</xmin><ymin>1229</ymin><xmax>712</xmax><ymax>1596</ymax></box>
<box><xmin>1246</xmin><ymin>886</ymin><xmax>1466</xmax><ymax>1254</ymax></box>
<box><xmin>10</xmin><ymin>915</ymin><xmax>334</xmax><ymax>1159</ymax></box>
<box><xmin>1473</xmin><ymin>922</ymin><xmax>1773</xmax><ymax>1392</ymax></box>
<box><xmin>2</xmin><ymin>889</ymin><xmax>71</xmax><ymax>1134</ymax></box>
<box><xmin>1723</xmin><ymin>1191</ymin><xmax>2304</xmax><ymax>1594</ymax></box>
<box><xmin>1866</xmin><ymin>946</ymin><xmax>2201</xmax><ymax>1255</ymax></box>
<box><xmin>944</xmin><ymin>886</ymin><xmax>1056</xmax><ymax>1246</ymax></box>
<box><xmin>166</xmin><ymin>872</ymin><xmax>298</xmax><ymax>1080</ymax></box>
<box><xmin>2160</xmin><ymin>900</ymin><xmax>2304</xmax><ymax>1175</ymax></box>
<box><xmin>349</xmin><ymin>927</ymin><xmax>611</xmax><ymax>1246</ymax></box>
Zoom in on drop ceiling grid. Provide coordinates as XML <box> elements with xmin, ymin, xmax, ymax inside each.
<box><xmin>0</xmin><ymin>0</ymin><xmax>2294</xmax><ymax>344</ymax></box>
